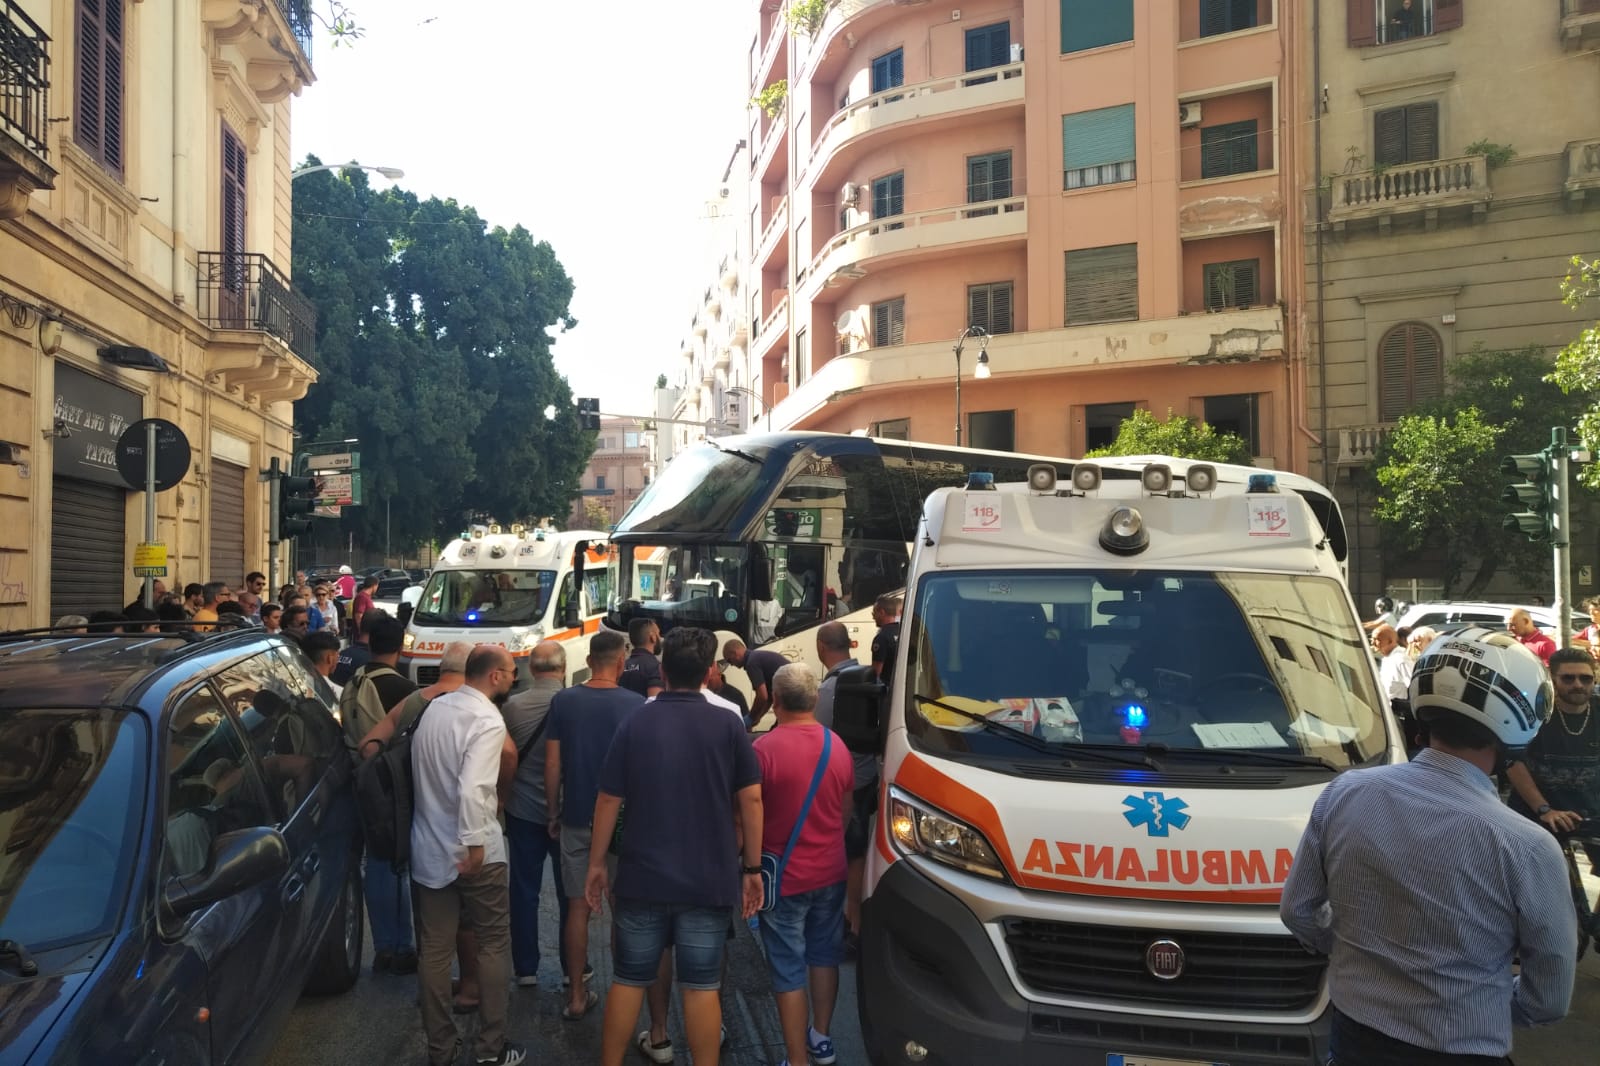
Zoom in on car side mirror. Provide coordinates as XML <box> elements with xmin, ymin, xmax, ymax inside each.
<box><xmin>162</xmin><ymin>826</ymin><xmax>291</xmax><ymax>919</ymax></box>
<box><xmin>831</xmin><ymin>663</ymin><xmax>885</xmax><ymax>755</ymax></box>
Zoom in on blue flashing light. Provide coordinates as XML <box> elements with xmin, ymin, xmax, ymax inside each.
<box><xmin>1121</xmin><ymin>703</ymin><xmax>1148</xmax><ymax>728</ymax></box>
<box><xmin>1247</xmin><ymin>473</ymin><xmax>1279</xmax><ymax>493</ymax></box>
<box><xmin>966</xmin><ymin>471</ymin><xmax>996</xmax><ymax>491</ymax></box>
<box><xmin>465</xmin><ymin>611</ymin><xmax>479</xmax><ymax>623</ymax></box>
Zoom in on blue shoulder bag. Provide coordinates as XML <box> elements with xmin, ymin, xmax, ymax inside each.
<box><xmin>760</xmin><ymin>729</ymin><xmax>833</xmax><ymax>911</ymax></box>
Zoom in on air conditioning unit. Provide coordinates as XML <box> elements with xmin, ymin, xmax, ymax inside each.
<box><xmin>1010</xmin><ymin>42</ymin><xmax>1023</xmax><ymax>63</ymax></box>
<box><xmin>840</xmin><ymin>182</ymin><xmax>861</xmax><ymax>206</ymax></box>
<box><xmin>1179</xmin><ymin>102</ymin><xmax>1203</xmax><ymax>128</ymax></box>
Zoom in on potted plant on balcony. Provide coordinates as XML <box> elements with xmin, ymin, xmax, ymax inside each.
<box><xmin>786</xmin><ymin>0</ymin><xmax>833</xmax><ymax>36</ymax></box>
<box><xmin>1464</xmin><ymin>140</ymin><xmax>1517</xmax><ymax>169</ymax></box>
<box><xmin>753</xmin><ymin>80</ymin><xmax>788</xmax><ymax>119</ymax></box>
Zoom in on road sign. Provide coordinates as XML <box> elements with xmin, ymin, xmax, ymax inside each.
<box><xmin>133</xmin><ymin>541</ymin><xmax>168</xmax><ymax>577</ymax></box>
<box><xmin>115</xmin><ymin>419</ymin><xmax>191</xmax><ymax>492</ymax></box>
<box><xmin>306</xmin><ymin>451</ymin><xmax>358</xmax><ymax>472</ymax></box>
<box><xmin>315</xmin><ymin>471</ymin><xmax>362</xmax><ymax>506</ymax></box>
<box><xmin>314</xmin><ymin>504</ymin><xmax>342</xmax><ymax>518</ymax></box>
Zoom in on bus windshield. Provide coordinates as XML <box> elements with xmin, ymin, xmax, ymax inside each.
<box><xmin>608</xmin><ymin>543</ymin><xmax>753</xmax><ymax>633</ymax></box>
<box><xmin>618</xmin><ymin>442</ymin><xmax>770</xmax><ymax>534</ymax></box>
<box><xmin>904</xmin><ymin>569</ymin><xmax>1387</xmax><ymax>771</ymax></box>
<box><xmin>413</xmin><ymin>569</ymin><xmax>557</xmax><ymax>627</ymax></box>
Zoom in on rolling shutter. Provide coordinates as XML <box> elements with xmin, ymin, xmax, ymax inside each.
<box><xmin>1063</xmin><ymin>104</ymin><xmax>1136</xmax><ymax>172</ymax></box>
<box><xmin>1347</xmin><ymin>0</ymin><xmax>1377</xmax><ymax>46</ymax></box>
<box><xmin>1065</xmin><ymin>244</ymin><xmax>1139</xmax><ymax>325</ymax></box>
<box><xmin>1433</xmin><ymin>0</ymin><xmax>1464</xmax><ymax>31</ymax></box>
<box><xmin>209</xmin><ymin>460</ymin><xmax>247</xmax><ymax>589</ymax></box>
<box><xmin>1378</xmin><ymin>322</ymin><xmax>1443</xmax><ymax>421</ymax></box>
<box><xmin>51</xmin><ymin>478</ymin><xmax>127</xmax><ymax>620</ymax></box>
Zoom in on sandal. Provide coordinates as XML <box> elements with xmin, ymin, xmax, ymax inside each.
<box><xmin>635</xmin><ymin>1030</ymin><xmax>675</xmax><ymax>1063</ymax></box>
<box><xmin>561</xmin><ymin>988</ymin><xmax>599</xmax><ymax>1021</ymax></box>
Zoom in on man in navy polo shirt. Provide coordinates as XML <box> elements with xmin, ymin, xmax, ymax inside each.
<box><xmin>588</xmin><ymin>626</ymin><xmax>764</xmax><ymax>1066</ymax></box>
<box><xmin>721</xmin><ymin>637</ymin><xmax>792</xmax><ymax>731</ymax></box>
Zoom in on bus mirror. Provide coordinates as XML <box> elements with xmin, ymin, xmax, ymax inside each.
<box><xmin>831</xmin><ymin>663</ymin><xmax>885</xmax><ymax>754</ymax></box>
<box><xmin>567</xmin><ymin>542</ymin><xmax>588</xmax><ymax>627</ymax></box>
<box><xmin>749</xmin><ymin>543</ymin><xmax>774</xmax><ymax>601</ymax></box>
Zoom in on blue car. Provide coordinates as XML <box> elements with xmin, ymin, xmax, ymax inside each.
<box><xmin>0</xmin><ymin>627</ymin><xmax>364</xmax><ymax>1064</ymax></box>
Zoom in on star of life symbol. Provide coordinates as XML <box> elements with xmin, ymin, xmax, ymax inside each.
<box><xmin>1121</xmin><ymin>791</ymin><xmax>1191</xmax><ymax>838</ymax></box>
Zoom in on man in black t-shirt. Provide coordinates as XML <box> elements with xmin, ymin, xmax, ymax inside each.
<box><xmin>707</xmin><ymin>660</ymin><xmax>749</xmax><ymax>721</ymax></box>
<box><xmin>870</xmin><ymin>590</ymin><xmax>903</xmax><ymax>690</ymax></box>
<box><xmin>1507</xmin><ymin>646</ymin><xmax>1600</xmax><ymax>871</ymax></box>
<box><xmin>721</xmin><ymin>638</ymin><xmax>790</xmax><ymax>731</ymax></box>
<box><xmin>619</xmin><ymin>618</ymin><xmax>663</xmax><ymax>698</ymax></box>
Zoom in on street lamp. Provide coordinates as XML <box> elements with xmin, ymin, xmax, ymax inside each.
<box><xmin>291</xmin><ymin>162</ymin><xmax>405</xmax><ymax>181</ymax></box>
<box><xmin>952</xmin><ymin>326</ymin><xmax>992</xmax><ymax>447</ymax></box>
<box><xmin>723</xmin><ymin>385</ymin><xmax>768</xmax><ymax>431</ymax></box>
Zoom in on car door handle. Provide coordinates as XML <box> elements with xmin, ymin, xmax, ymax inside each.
<box><xmin>283</xmin><ymin>876</ymin><xmax>306</xmax><ymax>905</ymax></box>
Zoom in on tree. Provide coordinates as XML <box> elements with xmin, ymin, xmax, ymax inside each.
<box><xmin>1084</xmin><ymin>408</ymin><xmax>1252</xmax><ymax>465</ymax></box>
<box><xmin>582</xmin><ymin>498</ymin><xmax>612</xmax><ymax>530</ymax></box>
<box><xmin>1548</xmin><ymin>255</ymin><xmax>1600</xmax><ymax>490</ymax></box>
<box><xmin>655</xmin><ymin>374</ymin><xmax>669</xmax><ymax>390</ymax></box>
<box><xmin>1372</xmin><ymin>344</ymin><xmax>1591</xmax><ymax>594</ymax></box>
<box><xmin>291</xmin><ymin>160</ymin><xmax>590</xmax><ymax>552</ymax></box>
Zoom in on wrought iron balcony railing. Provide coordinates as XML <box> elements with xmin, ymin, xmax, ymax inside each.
<box><xmin>1</xmin><ymin>0</ymin><xmax>51</xmax><ymax>158</ymax></box>
<box><xmin>197</xmin><ymin>252</ymin><xmax>317</xmax><ymax>362</ymax></box>
<box><xmin>276</xmin><ymin>0</ymin><xmax>315</xmax><ymax>61</ymax></box>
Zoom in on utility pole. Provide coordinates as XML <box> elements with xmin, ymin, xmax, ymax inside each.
<box><xmin>265</xmin><ymin>456</ymin><xmax>282</xmax><ymax>595</ymax></box>
<box><xmin>1551</xmin><ymin>427</ymin><xmax>1574</xmax><ymax>650</ymax></box>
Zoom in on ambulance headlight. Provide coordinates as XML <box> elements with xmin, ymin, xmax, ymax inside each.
<box><xmin>1027</xmin><ymin>464</ymin><xmax>1057</xmax><ymax>492</ymax></box>
<box><xmin>888</xmin><ymin>789</ymin><xmax>1006</xmax><ymax>881</ymax></box>
<box><xmin>506</xmin><ymin>628</ymin><xmax>542</xmax><ymax>653</ymax></box>
<box><xmin>1100</xmin><ymin>506</ymin><xmax>1149</xmax><ymax>555</ymax></box>
<box><xmin>1185</xmin><ymin>463</ymin><xmax>1217</xmax><ymax>494</ymax></box>
<box><xmin>402</xmin><ymin>630</ymin><xmax>415</xmax><ymax>653</ymax></box>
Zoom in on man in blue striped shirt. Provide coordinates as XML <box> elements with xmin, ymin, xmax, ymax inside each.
<box><xmin>1281</xmin><ymin>627</ymin><xmax>1575</xmax><ymax>1064</ymax></box>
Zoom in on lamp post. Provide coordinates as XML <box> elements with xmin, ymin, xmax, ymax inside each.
<box><xmin>291</xmin><ymin>162</ymin><xmax>405</xmax><ymax>181</ymax></box>
<box><xmin>951</xmin><ymin>326</ymin><xmax>992</xmax><ymax>447</ymax></box>
<box><xmin>724</xmin><ymin>385</ymin><xmax>769</xmax><ymax>431</ymax></box>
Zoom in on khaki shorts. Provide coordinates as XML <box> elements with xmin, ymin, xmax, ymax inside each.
<box><xmin>559</xmin><ymin>824</ymin><xmax>617</xmax><ymax>898</ymax></box>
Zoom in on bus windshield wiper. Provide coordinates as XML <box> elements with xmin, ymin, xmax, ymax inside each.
<box><xmin>912</xmin><ymin>696</ymin><xmax>1158</xmax><ymax>769</ymax></box>
<box><xmin>1178</xmin><ymin>747</ymin><xmax>1341</xmax><ymax>771</ymax></box>
<box><xmin>0</xmin><ymin>939</ymin><xmax>38</xmax><ymax>976</ymax></box>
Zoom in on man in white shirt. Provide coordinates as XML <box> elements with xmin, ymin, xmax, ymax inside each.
<box><xmin>1372</xmin><ymin>624</ymin><xmax>1409</xmax><ymax>700</ymax></box>
<box><xmin>410</xmin><ymin>644</ymin><xmax>526</xmax><ymax>1066</ymax></box>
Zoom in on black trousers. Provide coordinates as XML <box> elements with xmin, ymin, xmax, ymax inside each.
<box><xmin>1329</xmin><ymin>1007</ymin><xmax>1512</xmax><ymax>1066</ymax></box>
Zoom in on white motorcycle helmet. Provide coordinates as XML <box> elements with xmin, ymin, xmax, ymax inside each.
<box><xmin>1409</xmin><ymin>626</ymin><xmax>1553</xmax><ymax>749</ymax></box>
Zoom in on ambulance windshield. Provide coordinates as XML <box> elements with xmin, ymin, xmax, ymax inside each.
<box><xmin>412</xmin><ymin>569</ymin><xmax>557</xmax><ymax>627</ymax></box>
<box><xmin>904</xmin><ymin>570</ymin><xmax>1387</xmax><ymax>770</ymax></box>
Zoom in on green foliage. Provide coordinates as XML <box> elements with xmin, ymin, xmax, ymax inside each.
<box><xmin>655</xmin><ymin>373</ymin><xmax>669</xmax><ymax>389</ymax></box>
<box><xmin>1463</xmin><ymin>139</ymin><xmax>1517</xmax><ymax>168</ymax></box>
<box><xmin>314</xmin><ymin>2</ymin><xmax>363</xmax><ymax>45</ymax></box>
<box><xmin>582</xmin><ymin>498</ymin><xmax>612</xmax><ymax>531</ymax></box>
<box><xmin>785</xmin><ymin>0</ymin><xmax>832</xmax><ymax>36</ymax></box>
<box><xmin>1550</xmin><ymin>255</ymin><xmax>1600</xmax><ymax>489</ymax></box>
<box><xmin>752</xmin><ymin>80</ymin><xmax>788</xmax><ymax>119</ymax></box>
<box><xmin>291</xmin><ymin>159</ymin><xmax>591</xmax><ymax>552</ymax></box>
<box><xmin>1083</xmin><ymin>408</ymin><xmax>1252</xmax><ymax>465</ymax></box>
<box><xmin>1372</xmin><ymin>345</ymin><xmax>1588</xmax><ymax>593</ymax></box>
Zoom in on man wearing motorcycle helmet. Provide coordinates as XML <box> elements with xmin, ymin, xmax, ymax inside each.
<box><xmin>1281</xmin><ymin>627</ymin><xmax>1574</xmax><ymax>1065</ymax></box>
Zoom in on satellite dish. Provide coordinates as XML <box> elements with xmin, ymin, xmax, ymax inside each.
<box><xmin>835</xmin><ymin>310</ymin><xmax>861</xmax><ymax>336</ymax></box>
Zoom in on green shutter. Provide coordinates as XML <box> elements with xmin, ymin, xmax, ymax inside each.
<box><xmin>1200</xmin><ymin>120</ymin><xmax>1258</xmax><ymax>179</ymax></box>
<box><xmin>1061</xmin><ymin>0</ymin><xmax>1134</xmax><ymax>53</ymax></box>
<box><xmin>1065</xmin><ymin>244</ymin><xmax>1138</xmax><ymax>325</ymax></box>
<box><xmin>1063</xmin><ymin>104</ymin><xmax>1136</xmax><ymax>170</ymax></box>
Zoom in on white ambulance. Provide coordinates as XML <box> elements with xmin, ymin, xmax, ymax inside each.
<box><xmin>829</xmin><ymin>460</ymin><xmax>1400</xmax><ymax>1066</ymax></box>
<box><xmin>399</xmin><ymin>525</ymin><xmax>614</xmax><ymax>688</ymax></box>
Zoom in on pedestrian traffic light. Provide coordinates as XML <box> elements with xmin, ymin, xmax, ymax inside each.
<box><xmin>278</xmin><ymin>473</ymin><xmax>321</xmax><ymax>540</ymax></box>
<box><xmin>1501</xmin><ymin>451</ymin><xmax>1554</xmax><ymax>542</ymax></box>
<box><xmin>577</xmin><ymin>397</ymin><xmax>600</xmax><ymax>432</ymax></box>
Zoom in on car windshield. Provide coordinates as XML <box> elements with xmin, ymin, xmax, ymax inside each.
<box><xmin>0</xmin><ymin>709</ymin><xmax>146</xmax><ymax>951</ymax></box>
<box><xmin>904</xmin><ymin>570</ymin><xmax>1388</xmax><ymax>770</ymax></box>
<box><xmin>412</xmin><ymin>569</ymin><xmax>556</xmax><ymax>627</ymax></box>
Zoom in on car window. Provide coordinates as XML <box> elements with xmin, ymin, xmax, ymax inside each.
<box><xmin>1455</xmin><ymin>612</ymin><xmax>1503</xmax><ymax>624</ymax></box>
<box><xmin>164</xmin><ymin>686</ymin><xmax>277</xmax><ymax>881</ymax></box>
<box><xmin>215</xmin><ymin>651</ymin><xmax>339</xmax><ymax>820</ymax></box>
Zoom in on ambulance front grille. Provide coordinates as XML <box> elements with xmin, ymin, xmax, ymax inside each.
<box><xmin>1002</xmin><ymin>918</ymin><xmax>1326</xmax><ymax>1012</ymax></box>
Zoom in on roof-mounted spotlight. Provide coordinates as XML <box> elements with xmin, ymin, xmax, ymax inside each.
<box><xmin>1185</xmin><ymin>463</ymin><xmax>1218</xmax><ymax>495</ymax></box>
<box><xmin>1027</xmin><ymin>464</ymin><xmax>1057</xmax><ymax>493</ymax></box>
<box><xmin>1141</xmin><ymin>463</ymin><xmax>1174</xmax><ymax>495</ymax></box>
<box><xmin>1069</xmin><ymin>462</ymin><xmax>1101</xmax><ymax>494</ymax></box>
<box><xmin>1099</xmin><ymin>506</ymin><xmax>1149</xmax><ymax>555</ymax></box>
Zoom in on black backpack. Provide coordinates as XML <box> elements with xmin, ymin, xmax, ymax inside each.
<box><xmin>353</xmin><ymin>696</ymin><xmax>432</xmax><ymax>869</ymax></box>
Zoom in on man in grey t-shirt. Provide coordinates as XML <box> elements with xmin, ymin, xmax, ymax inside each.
<box><xmin>501</xmin><ymin>639</ymin><xmax>570</xmax><ymax>987</ymax></box>
<box><xmin>812</xmin><ymin>620</ymin><xmax>879</xmax><ymax>939</ymax></box>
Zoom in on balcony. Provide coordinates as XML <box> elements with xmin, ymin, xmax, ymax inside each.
<box><xmin>751</xmin><ymin>292</ymin><xmax>790</xmax><ymax>365</ymax></box>
<box><xmin>202</xmin><ymin>0</ymin><xmax>314</xmax><ymax>100</ymax></box>
<box><xmin>1328</xmin><ymin>154</ymin><xmax>1490</xmax><ymax>231</ymax></box>
<box><xmin>804</xmin><ymin>63</ymin><xmax>1025</xmax><ymax>191</ymax></box>
<box><xmin>756</xmin><ymin>195</ymin><xmax>789</xmax><ymax>271</ymax></box>
<box><xmin>797</xmin><ymin>196</ymin><xmax>1027</xmax><ymax>298</ymax></box>
<box><xmin>1336</xmin><ymin>423</ymin><xmax>1394</xmax><ymax>465</ymax></box>
<box><xmin>197</xmin><ymin>251</ymin><xmax>319</xmax><ymax>403</ymax></box>
<box><xmin>1565</xmin><ymin>139</ymin><xmax>1600</xmax><ymax>206</ymax></box>
<box><xmin>1561</xmin><ymin>0</ymin><xmax>1600</xmax><ymax>51</ymax></box>
<box><xmin>0</xmin><ymin>0</ymin><xmax>55</xmax><ymax>218</ymax></box>
<box><xmin>753</xmin><ymin>106</ymin><xmax>789</xmax><ymax>185</ymax></box>
<box><xmin>752</xmin><ymin>12</ymin><xmax>788</xmax><ymax>92</ymax></box>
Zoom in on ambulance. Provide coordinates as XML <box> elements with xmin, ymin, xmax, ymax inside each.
<box><xmin>399</xmin><ymin>524</ymin><xmax>614</xmax><ymax>688</ymax></box>
<box><xmin>828</xmin><ymin>459</ymin><xmax>1401</xmax><ymax>1066</ymax></box>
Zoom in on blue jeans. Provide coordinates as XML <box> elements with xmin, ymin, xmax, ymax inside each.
<box><xmin>363</xmin><ymin>851</ymin><xmax>414</xmax><ymax>953</ymax></box>
<box><xmin>758</xmin><ymin>881</ymin><xmax>846</xmax><ymax>992</ymax></box>
<box><xmin>507</xmin><ymin>814</ymin><xmax>568</xmax><ymax>978</ymax></box>
<box><xmin>612</xmin><ymin>899</ymin><xmax>730</xmax><ymax>990</ymax></box>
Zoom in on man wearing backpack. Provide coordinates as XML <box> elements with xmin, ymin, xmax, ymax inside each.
<box><xmin>341</xmin><ymin>615</ymin><xmax>419</xmax><ymax>975</ymax></box>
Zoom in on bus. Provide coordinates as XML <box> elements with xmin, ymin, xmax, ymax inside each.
<box><xmin>603</xmin><ymin>433</ymin><xmax>1350</xmax><ymax>698</ymax></box>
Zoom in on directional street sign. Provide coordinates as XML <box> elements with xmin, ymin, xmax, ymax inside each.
<box><xmin>315</xmin><ymin>470</ymin><xmax>362</xmax><ymax>506</ymax></box>
<box><xmin>306</xmin><ymin>451</ymin><xmax>358</xmax><ymax>472</ymax></box>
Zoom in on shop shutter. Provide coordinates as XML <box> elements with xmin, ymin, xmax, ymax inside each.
<box><xmin>1065</xmin><ymin>244</ymin><xmax>1139</xmax><ymax>325</ymax></box>
<box><xmin>209</xmin><ymin>460</ymin><xmax>247</xmax><ymax>588</ymax></box>
<box><xmin>51</xmin><ymin>478</ymin><xmax>127</xmax><ymax>620</ymax></box>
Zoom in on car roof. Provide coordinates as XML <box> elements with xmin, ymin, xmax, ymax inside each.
<box><xmin>0</xmin><ymin>629</ymin><xmax>279</xmax><ymax>711</ymax></box>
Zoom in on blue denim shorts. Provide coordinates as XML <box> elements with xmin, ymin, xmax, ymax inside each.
<box><xmin>757</xmin><ymin>881</ymin><xmax>846</xmax><ymax>992</ymax></box>
<box><xmin>612</xmin><ymin>899</ymin><xmax>731</xmax><ymax>990</ymax></box>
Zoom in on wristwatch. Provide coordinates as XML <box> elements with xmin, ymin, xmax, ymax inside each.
<box><xmin>1536</xmin><ymin>803</ymin><xmax>1552</xmax><ymax>816</ymax></box>
<box><xmin>742</xmin><ymin>864</ymin><xmax>763</xmax><ymax>875</ymax></box>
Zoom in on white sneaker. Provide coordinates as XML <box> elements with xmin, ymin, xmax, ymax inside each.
<box><xmin>635</xmin><ymin>1031</ymin><xmax>674</xmax><ymax>1064</ymax></box>
<box><xmin>514</xmin><ymin>974</ymin><xmax>538</xmax><ymax>988</ymax></box>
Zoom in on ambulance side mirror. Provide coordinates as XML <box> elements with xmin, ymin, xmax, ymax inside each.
<box><xmin>832</xmin><ymin>663</ymin><xmax>885</xmax><ymax>755</ymax></box>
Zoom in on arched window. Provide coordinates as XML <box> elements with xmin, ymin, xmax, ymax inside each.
<box><xmin>1377</xmin><ymin>322</ymin><xmax>1443</xmax><ymax>421</ymax></box>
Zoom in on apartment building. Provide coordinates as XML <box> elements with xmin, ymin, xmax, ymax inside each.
<box><xmin>0</xmin><ymin>0</ymin><xmax>319</xmax><ymax>627</ymax></box>
<box><xmin>1308</xmin><ymin>0</ymin><xmax>1600</xmax><ymax>601</ymax></box>
<box><xmin>570</xmin><ymin>416</ymin><xmax>655</xmax><ymax>530</ymax></box>
<box><xmin>745</xmin><ymin>0</ymin><xmax>1306</xmax><ymax>466</ymax></box>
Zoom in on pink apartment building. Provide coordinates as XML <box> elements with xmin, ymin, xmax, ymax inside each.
<box><xmin>747</xmin><ymin>0</ymin><xmax>1307</xmax><ymax>469</ymax></box>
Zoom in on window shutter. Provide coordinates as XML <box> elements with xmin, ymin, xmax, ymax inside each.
<box><xmin>1066</xmin><ymin>244</ymin><xmax>1138</xmax><ymax>325</ymax></box>
<box><xmin>891</xmin><ymin>49</ymin><xmax>904</xmax><ymax>84</ymax></box>
<box><xmin>991</xmin><ymin>283</ymin><xmax>1013</xmax><ymax>333</ymax></box>
<box><xmin>1063</xmin><ymin>104</ymin><xmax>1136</xmax><ymax>170</ymax></box>
<box><xmin>1433</xmin><ymin>0</ymin><xmax>1464</xmax><ymax>31</ymax></box>
<box><xmin>1201</xmin><ymin>0</ymin><xmax>1228</xmax><ymax>36</ymax></box>
<box><xmin>873</xmin><ymin>299</ymin><xmax>906</xmax><ymax>346</ymax></box>
<box><xmin>966</xmin><ymin>23</ymin><xmax>1009</xmax><ymax>71</ymax></box>
<box><xmin>1377</xmin><ymin>323</ymin><xmax>1443</xmax><ymax>420</ymax></box>
<box><xmin>1410</xmin><ymin>326</ymin><xmax>1442</xmax><ymax>403</ymax></box>
<box><xmin>1374</xmin><ymin>107</ymin><xmax>1407</xmax><ymax>167</ymax></box>
<box><xmin>76</xmin><ymin>0</ymin><xmax>104</xmax><ymax>160</ymax></box>
<box><xmin>1405</xmin><ymin>102</ymin><xmax>1438</xmax><ymax>163</ymax></box>
<box><xmin>1234</xmin><ymin>260</ymin><xmax>1259</xmax><ymax>307</ymax></box>
<box><xmin>1378</xmin><ymin>328</ymin><xmax>1411</xmax><ymax>420</ymax></box>
<box><xmin>967</xmin><ymin>156</ymin><xmax>990</xmax><ymax>203</ymax></box>
<box><xmin>992</xmin><ymin>152</ymin><xmax>1012</xmax><ymax>197</ymax></box>
<box><xmin>889</xmin><ymin>299</ymin><xmax>905</xmax><ymax>345</ymax></box>
<box><xmin>872</xmin><ymin>172</ymin><xmax>904</xmax><ymax>219</ymax></box>
<box><xmin>968</xmin><ymin>286</ymin><xmax>989</xmax><ymax>331</ymax></box>
<box><xmin>872</xmin><ymin>49</ymin><xmax>904</xmax><ymax>92</ymax></box>
<box><xmin>222</xmin><ymin>125</ymin><xmax>247</xmax><ymax>258</ymax></box>
<box><xmin>1230</xmin><ymin>0</ymin><xmax>1257</xmax><ymax>30</ymax></box>
<box><xmin>1230</xmin><ymin>120</ymin><xmax>1258</xmax><ymax>173</ymax></box>
<box><xmin>1347</xmin><ymin>0</ymin><xmax>1377</xmax><ymax>46</ymax></box>
<box><xmin>102</xmin><ymin>0</ymin><xmax>123</xmax><ymax>171</ymax></box>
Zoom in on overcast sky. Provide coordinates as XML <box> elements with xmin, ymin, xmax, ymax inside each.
<box><xmin>292</xmin><ymin>2</ymin><xmax>752</xmax><ymax>420</ymax></box>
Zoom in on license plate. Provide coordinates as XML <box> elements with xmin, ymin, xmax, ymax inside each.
<box><xmin>1107</xmin><ymin>1056</ymin><xmax>1227</xmax><ymax>1066</ymax></box>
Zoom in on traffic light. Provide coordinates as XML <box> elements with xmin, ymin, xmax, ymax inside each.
<box><xmin>1501</xmin><ymin>451</ymin><xmax>1554</xmax><ymax>542</ymax></box>
<box><xmin>577</xmin><ymin>397</ymin><xmax>600</xmax><ymax>432</ymax></box>
<box><xmin>278</xmin><ymin>473</ymin><xmax>321</xmax><ymax>540</ymax></box>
